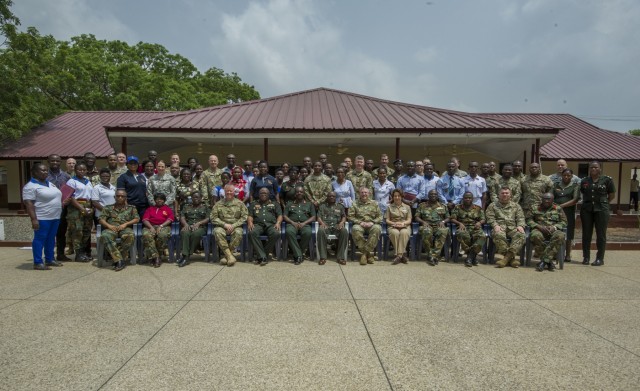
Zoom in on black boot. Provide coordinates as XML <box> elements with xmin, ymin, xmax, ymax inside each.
<box><xmin>547</xmin><ymin>261</ymin><xmax>556</xmax><ymax>272</ymax></box>
<box><xmin>582</xmin><ymin>257</ymin><xmax>590</xmax><ymax>265</ymax></box>
<box><xmin>535</xmin><ymin>261</ymin><xmax>545</xmax><ymax>272</ymax></box>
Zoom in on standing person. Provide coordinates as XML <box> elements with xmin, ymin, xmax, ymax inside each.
<box><xmin>177</xmin><ymin>192</ymin><xmax>210</xmax><ymax>267</ymax></box>
<box><xmin>141</xmin><ymin>193</ymin><xmax>174</xmax><ymax>267</ymax></box>
<box><xmin>283</xmin><ymin>186</ymin><xmax>316</xmax><ymax>265</ymax></box>
<box><xmin>281</xmin><ymin>167</ymin><xmax>304</xmax><ymax>207</ymax></box>
<box><xmin>630</xmin><ymin>174</ymin><xmax>639</xmax><ymax>212</ymax></box>
<box><xmin>304</xmin><ymin>161</ymin><xmax>332</xmax><ymax>209</ymax></box>
<box><xmin>553</xmin><ymin>168</ymin><xmax>580</xmax><ymax>262</ymax></box>
<box><xmin>243</xmin><ymin>160</ymin><xmax>255</xmax><ymax>183</ymax></box>
<box><xmin>169</xmin><ymin>153</ymin><xmax>181</xmax><ymax>168</ymax></box>
<box><xmin>580</xmin><ymin>161</ymin><xmax>616</xmax><ymax>266</ymax></box>
<box><xmin>332</xmin><ymin>167</ymin><xmax>355</xmax><ymax>211</ymax></box>
<box><xmin>388</xmin><ymin>159</ymin><xmax>403</xmax><ymax>185</ymax></box>
<box><xmin>83</xmin><ymin>152</ymin><xmax>100</xmax><ymax>185</ymax></box>
<box><xmin>23</xmin><ymin>163</ymin><xmax>64</xmax><ymax>270</ymax></box>
<box><xmin>451</xmin><ymin>157</ymin><xmax>468</xmax><ymax>178</ymax></box>
<box><xmin>549</xmin><ymin>159</ymin><xmax>580</xmax><ymax>185</ymax></box>
<box><xmin>230</xmin><ymin>166</ymin><xmax>250</xmax><ymax>203</ymax></box>
<box><xmin>318</xmin><ymin>153</ymin><xmax>329</xmax><ymax>168</ymax></box>
<box><xmin>249</xmin><ymin>160</ymin><xmax>279</xmax><ymax>202</ymax></box>
<box><xmin>46</xmin><ymin>154</ymin><xmax>71</xmax><ymax>262</ymax></box>
<box><xmin>343</xmin><ymin>157</ymin><xmax>353</xmax><ymax>173</ymax></box>
<box><xmin>175</xmin><ymin>168</ymin><xmax>201</xmax><ymax>215</ymax></box>
<box><xmin>187</xmin><ymin>157</ymin><xmax>198</xmax><ymax>173</ymax></box>
<box><xmin>142</xmin><ymin>160</ymin><xmax>155</xmax><ymax>180</ymax></box>
<box><xmin>493</xmin><ymin>164</ymin><xmax>522</xmax><ymax>205</ymax></box>
<box><xmin>385</xmin><ymin>189</ymin><xmax>412</xmax><ymax>265</ymax></box>
<box><xmin>223</xmin><ymin>154</ymin><xmax>236</xmax><ymax>174</ymax></box>
<box><xmin>316</xmin><ymin>191</ymin><xmax>349</xmax><ymax>265</ymax></box>
<box><xmin>521</xmin><ymin>162</ymin><xmax>553</xmax><ymax>215</ymax></box>
<box><xmin>215</xmin><ymin>172</ymin><xmax>232</xmax><ymax>202</ymax></box>
<box><xmin>210</xmin><ymin>184</ymin><xmax>248</xmax><ymax>266</ymax></box>
<box><xmin>373</xmin><ymin>167</ymin><xmax>395</xmax><ymax>216</ymax></box>
<box><xmin>485</xmin><ymin>161</ymin><xmax>501</xmax><ymax>194</ymax></box>
<box><xmin>116</xmin><ymin>153</ymin><xmax>127</xmax><ymax>172</ymax></box>
<box><xmin>301</xmin><ymin>156</ymin><xmax>313</xmax><ymax>173</ymax></box>
<box><xmin>107</xmin><ymin>153</ymin><xmax>126</xmax><ymax>185</ymax></box>
<box><xmin>91</xmin><ymin>168</ymin><xmax>116</xmax><ymax>220</ymax></box>
<box><xmin>414</xmin><ymin>161</ymin><xmax>425</xmax><ymax>177</ymax></box>
<box><xmin>364</xmin><ymin>159</ymin><xmax>375</xmax><ymax>174</ymax></box>
<box><xmin>512</xmin><ymin>160</ymin><xmax>525</xmax><ymax>183</ymax></box>
<box><xmin>348</xmin><ymin>187</ymin><xmax>382</xmax><ymax>265</ymax></box>
<box><xmin>298</xmin><ymin>167</ymin><xmax>309</xmax><ymax>182</ymax></box>
<box><xmin>146</xmin><ymin>161</ymin><xmax>177</xmax><ymax>214</ymax></box>
<box><xmin>203</xmin><ymin>155</ymin><xmax>223</xmax><ymax>193</ymax></box>
<box><xmin>65</xmin><ymin>157</ymin><xmax>77</xmax><ymax>176</ymax></box>
<box><xmin>280</xmin><ymin>162</ymin><xmax>291</xmax><ymax>182</ymax></box>
<box><xmin>396</xmin><ymin>161</ymin><xmax>425</xmax><ymax>214</ymax></box>
<box><xmin>323</xmin><ymin>164</ymin><xmax>335</xmax><ymax>182</ymax></box>
<box><xmin>450</xmin><ymin>192</ymin><xmax>486</xmax><ymax>267</ymax></box>
<box><xmin>528</xmin><ymin>193</ymin><xmax>567</xmax><ymax>272</ymax></box>
<box><xmin>372</xmin><ymin>153</ymin><xmax>395</xmax><ymax>177</ymax></box>
<box><xmin>436</xmin><ymin>161</ymin><xmax>464</xmax><ymax>212</ymax></box>
<box><xmin>66</xmin><ymin>161</ymin><xmax>94</xmax><ymax>262</ymax></box>
<box><xmin>274</xmin><ymin>168</ymin><xmax>285</xmax><ymax>192</ymax></box>
<box><xmin>423</xmin><ymin>163</ymin><xmax>439</xmax><ymax>196</ymax></box>
<box><xmin>192</xmin><ymin>163</ymin><xmax>211</xmax><ymax>206</ymax></box>
<box><xmin>415</xmin><ymin>189</ymin><xmax>449</xmax><ymax>266</ymax></box>
<box><xmin>98</xmin><ymin>189</ymin><xmax>139</xmax><ymax>271</ymax></box>
<box><xmin>116</xmin><ymin>156</ymin><xmax>149</xmax><ymax>218</ymax></box>
<box><xmin>346</xmin><ymin>155</ymin><xmax>374</xmax><ymax>194</ymax></box>
<box><xmin>169</xmin><ymin>164</ymin><xmax>181</xmax><ymax>181</ymax></box>
<box><xmin>485</xmin><ymin>187</ymin><xmax>526</xmax><ymax>268</ymax></box>
<box><xmin>462</xmin><ymin>161</ymin><xmax>487</xmax><ymax>208</ymax></box>
<box><xmin>247</xmin><ymin>187</ymin><xmax>282</xmax><ymax>266</ymax></box>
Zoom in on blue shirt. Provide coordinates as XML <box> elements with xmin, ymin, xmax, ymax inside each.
<box><xmin>249</xmin><ymin>174</ymin><xmax>278</xmax><ymax>200</ymax></box>
<box><xmin>116</xmin><ymin>171</ymin><xmax>149</xmax><ymax>207</ymax></box>
<box><xmin>436</xmin><ymin>173</ymin><xmax>464</xmax><ymax>204</ymax></box>
<box><xmin>396</xmin><ymin>174</ymin><xmax>425</xmax><ymax>207</ymax></box>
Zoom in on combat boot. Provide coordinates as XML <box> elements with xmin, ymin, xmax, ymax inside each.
<box><xmin>564</xmin><ymin>240</ymin><xmax>572</xmax><ymax>262</ymax></box>
<box><xmin>224</xmin><ymin>248</ymin><xmax>236</xmax><ymax>266</ymax></box>
<box><xmin>495</xmin><ymin>255</ymin><xmax>508</xmax><ymax>268</ymax></box>
<box><xmin>535</xmin><ymin>261</ymin><xmax>545</xmax><ymax>272</ymax></box>
<box><xmin>360</xmin><ymin>253</ymin><xmax>368</xmax><ymax>265</ymax></box>
<box><xmin>547</xmin><ymin>261</ymin><xmax>556</xmax><ymax>271</ymax></box>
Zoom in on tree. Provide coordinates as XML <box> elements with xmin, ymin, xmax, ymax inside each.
<box><xmin>628</xmin><ymin>129</ymin><xmax>640</xmax><ymax>136</ymax></box>
<box><xmin>0</xmin><ymin>6</ymin><xmax>260</xmax><ymax>143</ymax></box>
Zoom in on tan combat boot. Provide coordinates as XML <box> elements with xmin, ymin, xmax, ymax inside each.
<box><xmin>509</xmin><ymin>252</ymin><xmax>520</xmax><ymax>268</ymax></box>
<box><xmin>360</xmin><ymin>252</ymin><xmax>368</xmax><ymax>265</ymax></box>
<box><xmin>224</xmin><ymin>248</ymin><xmax>236</xmax><ymax>266</ymax></box>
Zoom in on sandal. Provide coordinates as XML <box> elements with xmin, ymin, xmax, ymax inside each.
<box><xmin>319</xmin><ymin>259</ymin><xmax>327</xmax><ymax>265</ymax></box>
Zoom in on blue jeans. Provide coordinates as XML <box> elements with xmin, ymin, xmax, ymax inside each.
<box><xmin>32</xmin><ymin>219</ymin><xmax>60</xmax><ymax>264</ymax></box>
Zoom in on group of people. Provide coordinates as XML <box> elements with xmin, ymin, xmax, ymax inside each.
<box><xmin>23</xmin><ymin>150</ymin><xmax>615</xmax><ymax>272</ymax></box>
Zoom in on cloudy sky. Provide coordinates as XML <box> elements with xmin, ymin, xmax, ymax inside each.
<box><xmin>13</xmin><ymin>0</ymin><xmax>640</xmax><ymax>132</ymax></box>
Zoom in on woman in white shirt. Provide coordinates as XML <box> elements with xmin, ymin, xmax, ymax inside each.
<box><xmin>373</xmin><ymin>167</ymin><xmax>395</xmax><ymax>215</ymax></box>
<box><xmin>22</xmin><ymin>163</ymin><xmax>63</xmax><ymax>270</ymax></box>
<box><xmin>332</xmin><ymin>168</ymin><xmax>355</xmax><ymax>211</ymax></box>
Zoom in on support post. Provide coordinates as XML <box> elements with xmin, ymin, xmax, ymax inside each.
<box><xmin>617</xmin><ymin>162</ymin><xmax>622</xmax><ymax>213</ymax></box>
<box><xmin>535</xmin><ymin>138</ymin><xmax>540</xmax><ymax>163</ymax></box>
<box><xmin>523</xmin><ymin>150</ymin><xmax>527</xmax><ymax>172</ymax></box>
<box><xmin>120</xmin><ymin>137</ymin><xmax>127</xmax><ymax>155</ymax></box>
<box><xmin>264</xmin><ymin>138</ymin><xmax>269</xmax><ymax>161</ymax></box>
<box><xmin>395</xmin><ymin>138</ymin><xmax>400</xmax><ymax>160</ymax></box>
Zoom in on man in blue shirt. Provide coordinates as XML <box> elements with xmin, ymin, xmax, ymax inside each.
<box><xmin>396</xmin><ymin>161</ymin><xmax>425</xmax><ymax>213</ymax></box>
<box><xmin>437</xmin><ymin>161</ymin><xmax>464</xmax><ymax>212</ymax></box>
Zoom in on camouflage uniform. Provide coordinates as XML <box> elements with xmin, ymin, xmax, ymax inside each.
<box><xmin>415</xmin><ymin>201</ymin><xmax>449</xmax><ymax>259</ymax></box>
<box><xmin>527</xmin><ymin>204</ymin><xmax>567</xmax><ymax>263</ymax></box>
<box><xmin>141</xmin><ymin>207</ymin><xmax>173</xmax><ymax>259</ymax></box>
<box><xmin>147</xmin><ymin>173</ymin><xmax>177</xmax><ymax>206</ymax></box>
<box><xmin>180</xmin><ymin>203</ymin><xmax>210</xmax><ymax>257</ymax></box>
<box><xmin>485</xmin><ymin>173</ymin><xmax>501</xmax><ymax>204</ymax></box>
<box><xmin>248</xmin><ymin>200</ymin><xmax>282</xmax><ymax>260</ymax></box>
<box><xmin>110</xmin><ymin>166</ymin><xmax>127</xmax><ymax>186</ymax></box>
<box><xmin>485</xmin><ymin>201</ymin><xmax>526</xmax><ymax>260</ymax></box>
<box><xmin>203</xmin><ymin>167</ymin><xmax>224</xmax><ymax>188</ymax></box>
<box><xmin>284</xmin><ymin>200</ymin><xmax>316</xmax><ymax>259</ymax></box>
<box><xmin>348</xmin><ymin>199</ymin><xmax>382</xmax><ymax>257</ymax></box>
<box><xmin>451</xmin><ymin>204</ymin><xmax>485</xmax><ymax>255</ymax></box>
<box><xmin>521</xmin><ymin>174</ymin><xmax>553</xmax><ymax>214</ymax></box>
<box><xmin>175</xmin><ymin>181</ymin><xmax>201</xmax><ymax>214</ymax></box>
<box><xmin>99</xmin><ymin>204</ymin><xmax>138</xmax><ymax>262</ymax></box>
<box><xmin>513</xmin><ymin>172</ymin><xmax>526</xmax><ymax>183</ymax></box>
<box><xmin>317</xmin><ymin>202</ymin><xmax>349</xmax><ymax>260</ymax></box>
<box><xmin>210</xmin><ymin>198</ymin><xmax>248</xmax><ymax>263</ymax></box>
<box><xmin>304</xmin><ymin>174</ymin><xmax>332</xmax><ymax>206</ymax></box>
<box><xmin>492</xmin><ymin>177</ymin><xmax>522</xmax><ymax>205</ymax></box>
<box><xmin>192</xmin><ymin>175</ymin><xmax>213</xmax><ymax>206</ymax></box>
<box><xmin>346</xmin><ymin>170</ymin><xmax>373</xmax><ymax>193</ymax></box>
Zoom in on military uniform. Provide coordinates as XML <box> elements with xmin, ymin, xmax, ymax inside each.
<box><xmin>99</xmin><ymin>204</ymin><xmax>138</xmax><ymax>262</ymax></box>
<box><xmin>210</xmin><ymin>198</ymin><xmax>248</xmax><ymax>265</ymax></box>
<box><xmin>203</xmin><ymin>167</ymin><xmax>223</xmax><ymax>188</ymax></box>
<box><xmin>521</xmin><ymin>174</ymin><xmax>553</xmax><ymax>214</ymax></box>
<box><xmin>248</xmin><ymin>200</ymin><xmax>282</xmax><ymax>261</ymax></box>
<box><xmin>450</xmin><ymin>204</ymin><xmax>485</xmax><ymax>255</ymax></box>
<box><xmin>180</xmin><ymin>203</ymin><xmax>210</xmax><ymax>258</ymax></box>
<box><xmin>346</xmin><ymin>170</ymin><xmax>373</xmax><ymax>193</ymax></box>
<box><xmin>485</xmin><ymin>201</ymin><xmax>526</xmax><ymax>266</ymax></box>
<box><xmin>553</xmin><ymin>181</ymin><xmax>580</xmax><ymax>242</ymax></box>
<box><xmin>492</xmin><ymin>177</ymin><xmax>522</xmax><ymax>205</ymax></box>
<box><xmin>280</xmin><ymin>180</ymin><xmax>304</xmax><ymax>206</ymax></box>
<box><xmin>415</xmin><ymin>201</ymin><xmax>449</xmax><ymax>260</ymax></box>
<box><xmin>147</xmin><ymin>173</ymin><xmax>177</xmax><ymax>206</ymax></box>
<box><xmin>485</xmin><ymin>173</ymin><xmax>501</xmax><ymax>206</ymax></box>
<box><xmin>175</xmin><ymin>181</ymin><xmax>202</xmax><ymax>214</ymax></box>
<box><xmin>141</xmin><ymin>206</ymin><xmax>174</xmax><ymax>260</ymax></box>
<box><xmin>527</xmin><ymin>204</ymin><xmax>567</xmax><ymax>263</ymax></box>
<box><xmin>110</xmin><ymin>166</ymin><xmax>127</xmax><ymax>186</ymax></box>
<box><xmin>304</xmin><ymin>174</ymin><xmax>332</xmax><ymax>206</ymax></box>
<box><xmin>284</xmin><ymin>200</ymin><xmax>316</xmax><ymax>259</ymax></box>
<box><xmin>348</xmin><ymin>198</ymin><xmax>382</xmax><ymax>263</ymax></box>
<box><xmin>192</xmin><ymin>175</ymin><xmax>212</xmax><ymax>205</ymax></box>
<box><xmin>580</xmin><ymin>175</ymin><xmax>615</xmax><ymax>263</ymax></box>
<box><xmin>317</xmin><ymin>202</ymin><xmax>349</xmax><ymax>261</ymax></box>
<box><xmin>513</xmin><ymin>172</ymin><xmax>526</xmax><ymax>183</ymax></box>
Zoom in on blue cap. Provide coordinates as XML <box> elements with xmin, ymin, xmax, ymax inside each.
<box><xmin>127</xmin><ymin>155</ymin><xmax>139</xmax><ymax>163</ymax></box>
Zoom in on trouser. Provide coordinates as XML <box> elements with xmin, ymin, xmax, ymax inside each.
<box><xmin>181</xmin><ymin>227</ymin><xmax>206</xmax><ymax>257</ymax></box>
<box><xmin>351</xmin><ymin>224</ymin><xmax>381</xmax><ymax>254</ymax></box>
<box><xmin>420</xmin><ymin>226</ymin><xmax>449</xmax><ymax>257</ymax></box>
<box><xmin>101</xmin><ymin>228</ymin><xmax>135</xmax><ymax>262</ymax></box>
<box><xmin>387</xmin><ymin>227</ymin><xmax>410</xmax><ymax>256</ymax></box>
<box><xmin>317</xmin><ymin>225</ymin><xmax>349</xmax><ymax>260</ymax></box>
<box><xmin>491</xmin><ymin>228</ymin><xmax>525</xmax><ymax>256</ymax></box>
<box><xmin>213</xmin><ymin>227</ymin><xmax>243</xmax><ymax>252</ymax></box>
<box><xmin>630</xmin><ymin>192</ymin><xmax>638</xmax><ymax>211</ymax></box>
<box><xmin>67</xmin><ymin>205</ymin><xmax>93</xmax><ymax>254</ymax></box>
<box><xmin>56</xmin><ymin>206</ymin><xmax>68</xmax><ymax>257</ymax></box>
<box><xmin>456</xmin><ymin>226</ymin><xmax>486</xmax><ymax>255</ymax></box>
<box><xmin>285</xmin><ymin>224</ymin><xmax>312</xmax><ymax>258</ymax></box>
<box><xmin>142</xmin><ymin>226</ymin><xmax>171</xmax><ymax>259</ymax></box>
<box><xmin>248</xmin><ymin>224</ymin><xmax>279</xmax><ymax>259</ymax></box>
<box><xmin>530</xmin><ymin>229</ymin><xmax>565</xmax><ymax>263</ymax></box>
<box><xmin>32</xmin><ymin>219</ymin><xmax>60</xmax><ymax>264</ymax></box>
<box><xmin>580</xmin><ymin>208</ymin><xmax>609</xmax><ymax>260</ymax></box>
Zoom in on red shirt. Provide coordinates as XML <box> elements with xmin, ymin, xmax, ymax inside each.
<box><xmin>142</xmin><ymin>205</ymin><xmax>174</xmax><ymax>225</ymax></box>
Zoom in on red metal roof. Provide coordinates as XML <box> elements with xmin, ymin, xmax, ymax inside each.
<box><xmin>108</xmin><ymin>88</ymin><xmax>557</xmax><ymax>133</ymax></box>
<box><xmin>480</xmin><ymin>113</ymin><xmax>640</xmax><ymax>161</ymax></box>
<box><xmin>0</xmin><ymin>111</ymin><xmax>173</xmax><ymax>159</ymax></box>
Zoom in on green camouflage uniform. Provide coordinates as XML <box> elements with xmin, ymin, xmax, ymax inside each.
<box><xmin>210</xmin><ymin>198</ymin><xmax>248</xmax><ymax>254</ymax></box>
<box><xmin>451</xmin><ymin>204</ymin><xmax>485</xmax><ymax>254</ymax></box>
<box><xmin>346</xmin><ymin>170</ymin><xmax>373</xmax><ymax>193</ymax></box>
<box><xmin>492</xmin><ymin>177</ymin><xmax>522</xmax><ymax>204</ymax></box>
<box><xmin>485</xmin><ymin>201</ymin><xmax>526</xmax><ymax>257</ymax></box>
<box><xmin>316</xmin><ymin>202</ymin><xmax>349</xmax><ymax>260</ymax></box>
<box><xmin>527</xmin><ymin>204</ymin><xmax>567</xmax><ymax>263</ymax></box>
<box><xmin>203</xmin><ymin>167</ymin><xmax>223</xmax><ymax>188</ymax></box>
<box><xmin>415</xmin><ymin>201</ymin><xmax>449</xmax><ymax>259</ymax></box>
<box><xmin>180</xmin><ymin>204</ymin><xmax>210</xmax><ymax>257</ymax></box>
<box><xmin>110</xmin><ymin>166</ymin><xmax>127</xmax><ymax>186</ymax></box>
<box><xmin>284</xmin><ymin>200</ymin><xmax>316</xmax><ymax>258</ymax></box>
<box><xmin>485</xmin><ymin>173</ymin><xmax>501</xmax><ymax>205</ymax></box>
<box><xmin>348</xmin><ymin>199</ymin><xmax>382</xmax><ymax>255</ymax></box>
<box><xmin>248</xmin><ymin>200</ymin><xmax>282</xmax><ymax>260</ymax></box>
<box><xmin>67</xmin><ymin>201</ymin><xmax>94</xmax><ymax>253</ymax></box>
<box><xmin>147</xmin><ymin>173</ymin><xmax>177</xmax><ymax>206</ymax></box>
<box><xmin>513</xmin><ymin>172</ymin><xmax>526</xmax><ymax>183</ymax></box>
<box><xmin>304</xmin><ymin>174</ymin><xmax>332</xmax><ymax>205</ymax></box>
<box><xmin>521</xmin><ymin>174</ymin><xmax>553</xmax><ymax>214</ymax></box>
<box><xmin>175</xmin><ymin>181</ymin><xmax>202</xmax><ymax>214</ymax></box>
<box><xmin>99</xmin><ymin>204</ymin><xmax>138</xmax><ymax>262</ymax></box>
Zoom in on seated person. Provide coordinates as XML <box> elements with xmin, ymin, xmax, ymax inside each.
<box><xmin>348</xmin><ymin>187</ymin><xmax>382</xmax><ymax>265</ymax></box>
<box><xmin>385</xmin><ymin>189</ymin><xmax>412</xmax><ymax>265</ymax></box>
<box><xmin>317</xmin><ymin>191</ymin><xmax>349</xmax><ymax>265</ymax></box>
<box><xmin>415</xmin><ymin>189</ymin><xmax>450</xmax><ymax>266</ymax></box>
<box><xmin>283</xmin><ymin>185</ymin><xmax>316</xmax><ymax>265</ymax></box>
<box><xmin>486</xmin><ymin>186</ymin><xmax>526</xmax><ymax>268</ymax></box>
<box><xmin>177</xmin><ymin>192</ymin><xmax>210</xmax><ymax>267</ymax></box>
<box><xmin>450</xmin><ymin>191</ymin><xmax>486</xmax><ymax>267</ymax></box>
<box><xmin>210</xmin><ymin>184</ymin><xmax>248</xmax><ymax>266</ymax></box>
<box><xmin>527</xmin><ymin>193</ymin><xmax>567</xmax><ymax>272</ymax></box>
<box><xmin>98</xmin><ymin>189</ymin><xmax>139</xmax><ymax>271</ymax></box>
<box><xmin>142</xmin><ymin>192</ymin><xmax>174</xmax><ymax>268</ymax></box>
<box><xmin>248</xmin><ymin>187</ymin><xmax>283</xmax><ymax>266</ymax></box>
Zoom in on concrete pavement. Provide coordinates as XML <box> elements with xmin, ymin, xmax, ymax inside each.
<box><xmin>1</xmin><ymin>248</ymin><xmax>639</xmax><ymax>390</ymax></box>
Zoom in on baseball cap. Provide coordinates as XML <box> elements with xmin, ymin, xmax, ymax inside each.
<box><xmin>127</xmin><ymin>155</ymin><xmax>139</xmax><ymax>163</ymax></box>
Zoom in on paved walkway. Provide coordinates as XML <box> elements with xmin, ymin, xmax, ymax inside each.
<box><xmin>1</xmin><ymin>249</ymin><xmax>639</xmax><ymax>390</ymax></box>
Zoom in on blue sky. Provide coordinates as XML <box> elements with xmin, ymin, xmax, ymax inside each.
<box><xmin>13</xmin><ymin>0</ymin><xmax>640</xmax><ymax>132</ymax></box>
